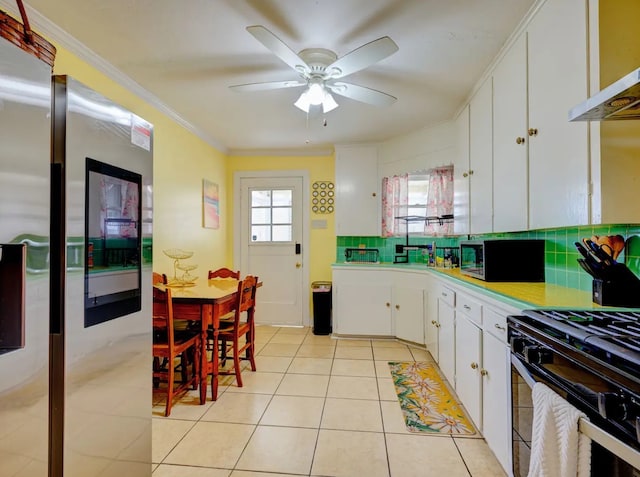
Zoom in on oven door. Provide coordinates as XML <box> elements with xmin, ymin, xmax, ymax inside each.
<box><xmin>511</xmin><ymin>352</ymin><xmax>640</xmax><ymax>477</ymax></box>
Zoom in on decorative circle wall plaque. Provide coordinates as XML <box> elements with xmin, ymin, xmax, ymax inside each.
<box><xmin>311</xmin><ymin>181</ymin><xmax>334</xmax><ymax>214</ymax></box>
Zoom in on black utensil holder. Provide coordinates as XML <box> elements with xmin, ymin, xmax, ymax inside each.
<box><xmin>592</xmin><ymin>263</ymin><xmax>640</xmax><ymax>307</ymax></box>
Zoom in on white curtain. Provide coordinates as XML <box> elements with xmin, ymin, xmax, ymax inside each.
<box><xmin>381</xmin><ymin>174</ymin><xmax>408</xmax><ymax>237</ymax></box>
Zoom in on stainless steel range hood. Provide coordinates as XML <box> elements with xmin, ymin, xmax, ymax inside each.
<box><xmin>569</xmin><ymin>67</ymin><xmax>640</xmax><ymax>121</ymax></box>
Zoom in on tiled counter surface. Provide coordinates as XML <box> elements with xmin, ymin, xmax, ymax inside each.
<box><xmin>332</xmin><ymin>262</ymin><xmax>603</xmax><ymax>310</ymax></box>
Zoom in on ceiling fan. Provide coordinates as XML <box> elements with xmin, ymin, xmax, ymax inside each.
<box><xmin>229</xmin><ymin>25</ymin><xmax>399</xmax><ymax>113</ymax></box>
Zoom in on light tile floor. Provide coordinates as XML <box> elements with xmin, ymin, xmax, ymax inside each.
<box><xmin>152</xmin><ymin>326</ymin><xmax>507</xmax><ymax>477</ymax></box>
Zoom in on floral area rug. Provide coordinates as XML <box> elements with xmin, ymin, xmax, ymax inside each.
<box><xmin>389</xmin><ymin>361</ymin><xmax>476</xmax><ymax>435</ymax></box>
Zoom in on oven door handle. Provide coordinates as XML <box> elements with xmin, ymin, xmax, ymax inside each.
<box><xmin>511</xmin><ymin>354</ymin><xmax>537</xmax><ymax>389</ymax></box>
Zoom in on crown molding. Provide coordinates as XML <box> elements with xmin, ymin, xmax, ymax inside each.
<box><xmin>0</xmin><ymin>0</ymin><xmax>229</xmax><ymax>154</ymax></box>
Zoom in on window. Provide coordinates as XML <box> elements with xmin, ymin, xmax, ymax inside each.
<box><xmin>250</xmin><ymin>189</ymin><xmax>293</xmax><ymax>242</ymax></box>
<box><xmin>381</xmin><ymin>166</ymin><xmax>453</xmax><ymax>237</ymax></box>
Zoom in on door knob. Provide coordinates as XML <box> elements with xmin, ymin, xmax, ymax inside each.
<box><xmin>528</xmin><ymin>128</ymin><xmax>538</xmax><ymax>136</ymax></box>
<box><xmin>386</xmin><ymin>302</ymin><xmax>391</xmax><ymax>307</ymax></box>
<box><xmin>395</xmin><ymin>304</ymin><xmax>400</xmax><ymax>310</ymax></box>
<box><xmin>480</xmin><ymin>369</ymin><xmax>488</xmax><ymax>376</ymax></box>
<box><xmin>470</xmin><ymin>362</ymin><xmax>479</xmax><ymax>369</ymax></box>
<box><xmin>516</xmin><ymin>137</ymin><xmax>525</xmax><ymax>145</ymax></box>
<box><xmin>431</xmin><ymin>320</ymin><xmax>437</xmax><ymax>325</ymax></box>
<box><xmin>295</xmin><ymin>262</ymin><xmax>301</xmax><ymax>268</ymax></box>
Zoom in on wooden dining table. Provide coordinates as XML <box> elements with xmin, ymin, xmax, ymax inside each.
<box><xmin>168</xmin><ymin>278</ymin><xmax>241</xmax><ymax>403</ymax></box>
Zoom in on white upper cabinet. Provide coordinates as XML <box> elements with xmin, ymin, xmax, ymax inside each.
<box><xmin>453</xmin><ymin>106</ymin><xmax>470</xmax><ymax>235</ymax></box>
<box><xmin>491</xmin><ymin>0</ymin><xmax>589</xmax><ymax>231</ymax></box>
<box><xmin>335</xmin><ymin>144</ymin><xmax>380</xmax><ymax>236</ymax></box>
<box><xmin>493</xmin><ymin>33</ymin><xmax>528</xmax><ymax>233</ymax></box>
<box><xmin>468</xmin><ymin>77</ymin><xmax>494</xmax><ymax>234</ymax></box>
<box><xmin>527</xmin><ymin>0</ymin><xmax>589</xmax><ymax>229</ymax></box>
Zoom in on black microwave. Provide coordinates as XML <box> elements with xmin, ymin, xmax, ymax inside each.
<box><xmin>459</xmin><ymin>239</ymin><xmax>545</xmax><ymax>282</ymax></box>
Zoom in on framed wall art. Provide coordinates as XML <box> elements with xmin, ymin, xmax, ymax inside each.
<box><xmin>203</xmin><ymin>179</ymin><xmax>219</xmax><ymax>229</ymax></box>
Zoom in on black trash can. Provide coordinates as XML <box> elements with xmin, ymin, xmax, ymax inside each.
<box><xmin>311</xmin><ymin>281</ymin><xmax>332</xmax><ymax>335</ymax></box>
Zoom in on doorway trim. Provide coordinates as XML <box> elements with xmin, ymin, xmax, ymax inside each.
<box><xmin>233</xmin><ymin>169</ymin><xmax>311</xmax><ymax>326</ymax></box>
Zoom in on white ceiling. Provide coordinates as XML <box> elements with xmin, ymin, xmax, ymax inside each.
<box><xmin>16</xmin><ymin>0</ymin><xmax>535</xmax><ymax>153</ymax></box>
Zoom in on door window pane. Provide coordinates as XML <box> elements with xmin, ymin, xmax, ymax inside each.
<box><xmin>272</xmin><ymin>207</ymin><xmax>292</xmax><ymax>224</ymax></box>
<box><xmin>272</xmin><ymin>190</ymin><xmax>292</xmax><ymax>206</ymax></box>
<box><xmin>251</xmin><ymin>225</ymin><xmax>271</xmax><ymax>242</ymax></box>
<box><xmin>252</xmin><ymin>208</ymin><xmax>271</xmax><ymax>224</ymax></box>
<box><xmin>251</xmin><ymin>190</ymin><xmax>271</xmax><ymax>207</ymax></box>
<box><xmin>272</xmin><ymin>225</ymin><xmax>292</xmax><ymax>242</ymax></box>
<box><xmin>249</xmin><ymin>188</ymin><xmax>294</xmax><ymax>243</ymax></box>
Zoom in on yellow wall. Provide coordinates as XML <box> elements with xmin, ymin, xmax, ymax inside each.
<box><xmin>226</xmin><ymin>155</ymin><xmax>336</xmax><ymax>285</ymax></box>
<box><xmin>597</xmin><ymin>0</ymin><xmax>640</xmax><ymax>223</ymax></box>
<box><xmin>52</xmin><ymin>47</ymin><xmax>229</xmax><ymax>277</ymax></box>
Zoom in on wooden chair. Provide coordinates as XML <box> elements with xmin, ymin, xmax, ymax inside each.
<box><xmin>152</xmin><ymin>285</ymin><xmax>201</xmax><ymax>416</ymax></box>
<box><xmin>215</xmin><ymin>275</ymin><xmax>258</xmax><ymax>390</ymax></box>
<box><xmin>208</xmin><ymin>267</ymin><xmax>240</xmax><ymax>280</ymax></box>
<box><xmin>152</xmin><ymin>272</ymin><xmax>168</xmax><ymax>285</ymax></box>
<box><xmin>207</xmin><ymin>267</ymin><xmax>241</xmax><ymax>359</ymax></box>
<box><xmin>152</xmin><ymin>272</ymin><xmax>169</xmax><ymax>373</ymax></box>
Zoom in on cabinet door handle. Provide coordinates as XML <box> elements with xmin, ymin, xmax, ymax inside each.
<box><xmin>385</xmin><ymin>302</ymin><xmax>391</xmax><ymax>307</ymax></box>
<box><xmin>528</xmin><ymin>128</ymin><xmax>538</xmax><ymax>137</ymax></box>
<box><xmin>462</xmin><ymin>171</ymin><xmax>468</xmax><ymax>178</ymax></box>
<box><xmin>516</xmin><ymin>137</ymin><xmax>525</xmax><ymax>145</ymax></box>
<box><xmin>372</xmin><ymin>192</ymin><xmax>377</xmax><ymax>197</ymax></box>
<box><xmin>395</xmin><ymin>304</ymin><xmax>400</xmax><ymax>310</ymax></box>
<box><xmin>441</xmin><ymin>292</ymin><xmax>448</xmax><ymax>298</ymax></box>
<box><xmin>463</xmin><ymin>304</ymin><xmax>471</xmax><ymax>311</ymax></box>
<box><xmin>470</xmin><ymin>362</ymin><xmax>478</xmax><ymax>370</ymax></box>
<box><xmin>480</xmin><ymin>369</ymin><xmax>489</xmax><ymax>376</ymax></box>
<box><xmin>436</xmin><ymin>323</ymin><xmax>441</xmax><ymax>328</ymax></box>
<box><xmin>431</xmin><ymin>320</ymin><xmax>438</xmax><ymax>325</ymax></box>
<box><xmin>494</xmin><ymin>323</ymin><xmax>506</xmax><ymax>331</ymax></box>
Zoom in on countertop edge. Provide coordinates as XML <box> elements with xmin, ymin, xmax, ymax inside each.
<box><xmin>331</xmin><ymin>262</ymin><xmax>602</xmax><ymax>310</ymax></box>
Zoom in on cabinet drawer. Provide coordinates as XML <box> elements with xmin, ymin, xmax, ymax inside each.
<box><xmin>456</xmin><ymin>293</ymin><xmax>482</xmax><ymax>325</ymax></box>
<box><xmin>484</xmin><ymin>307</ymin><xmax>508</xmax><ymax>342</ymax></box>
<box><xmin>437</xmin><ymin>285</ymin><xmax>455</xmax><ymax>307</ymax></box>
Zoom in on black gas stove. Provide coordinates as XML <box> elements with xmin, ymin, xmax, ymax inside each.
<box><xmin>520</xmin><ymin>309</ymin><xmax>640</xmax><ymax>367</ymax></box>
<box><xmin>509</xmin><ymin>309</ymin><xmax>640</xmax><ymax>476</ymax></box>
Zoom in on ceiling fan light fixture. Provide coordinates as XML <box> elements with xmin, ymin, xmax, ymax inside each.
<box><xmin>294</xmin><ymin>90</ymin><xmax>311</xmax><ymax>112</ymax></box>
<box><xmin>322</xmin><ymin>92</ymin><xmax>339</xmax><ymax>113</ymax></box>
<box><xmin>307</xmin><ymin>81</ymin><xmax>325</xmax><ymax>105</ymax></box>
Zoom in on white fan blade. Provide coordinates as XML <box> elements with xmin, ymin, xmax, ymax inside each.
<box><xmin>327</xmin><ymin>37</ymin><xmax>398</xmax><ymax>79</ymax></box>
<box><xmin>247</xmin><ymin>25</ymin><xmax>310</xmax><ymax>74</ymax></box>
<box><xmin>230</xmin><ymin>80</ymin><xmax>306</xmax><ymax>92</ymax></box>
<box><xmin>328</xmin><ymin>81</ymin><xmax>397</xmax><ymax>107</ymax></box>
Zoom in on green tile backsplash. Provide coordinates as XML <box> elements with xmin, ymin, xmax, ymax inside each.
<box><xmin>337</xmin><ymin>224</ymin><xmax>640</xmax><ymax>292</ymax></box>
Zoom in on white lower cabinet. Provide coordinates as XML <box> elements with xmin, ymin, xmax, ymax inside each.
<box><xmin>438</xmin><ymin>280</ymin><xmax>516</xmax><ymax>476</ymax></box>
<box><xmin>424</xmin><ymin>277</ymin><xmax>438</xmax><ymax>359</ymax></box>
<box><xmin>436</xmin><ymin>285</ymin><xmax>456</xmax><ymax>385</ymax></box>
<box><xmin>481</xmin><ymin>309</ymin><xmax>512</xmax><ymax>472</ymax></box>
<box><xmin>455</xmin><ymin>314</ymin><xmax>483</xmax><ymax>428</ymax></box>
<box><xmin>332</xmin><ymin>269</ymin><xmax>392</xmax><ymax>336</ymax></box>
<box><xmin>332</xmin><ymin>268</ymin><xmax>427</xmax><ymax>341</ymax></box>
<box><xmin>392</xmin><ymin>272</ymin><xmax>426</xmax><ymax>344</ymax></box>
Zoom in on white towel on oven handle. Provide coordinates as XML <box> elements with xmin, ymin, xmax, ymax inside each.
<box><xmin>528</xmin><ymin>382</ymin><xmax>592</xmax><ymax>477</ymax></box>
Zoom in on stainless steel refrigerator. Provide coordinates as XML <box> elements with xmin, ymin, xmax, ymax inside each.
<box><xmin>1</xmin><ymin>36</ymin><xmax>153</xmax><ymax>476</ymax></box>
